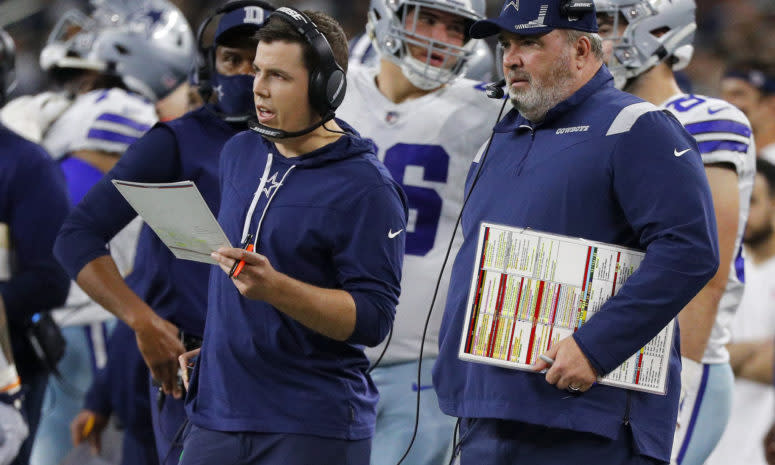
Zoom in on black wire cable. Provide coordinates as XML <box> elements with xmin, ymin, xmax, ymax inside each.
<box><xmin>395</xmin><ymin>96</ymin><xmax>509</xmax><ymax>465</ymax></box>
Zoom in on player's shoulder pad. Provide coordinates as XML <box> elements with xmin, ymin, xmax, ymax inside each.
<box><xmin>664</xmin><ymin>94</ymin><xmax>751</xmax><ymax>127</ymax></box>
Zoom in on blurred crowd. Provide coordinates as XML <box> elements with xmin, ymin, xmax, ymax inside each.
<box><xmin>2</xmin><ymin>0</ymin><xmax>775</xmax><ymax>98</ymax></box>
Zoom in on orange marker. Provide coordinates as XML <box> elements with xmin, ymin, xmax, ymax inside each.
<box><xmin>82</xmin><ymin>414</ymin><xmax>95</xmax><ymax>438</ymax></box>
<box><xmin>232</xmin><ymin>243</ymin><xmax>254</xmax><ymax>278</ymax></box>
<box><xmin>228</xmin><ymin>233</ymin><xmax>254</xmax><ymax>279</ymax></box>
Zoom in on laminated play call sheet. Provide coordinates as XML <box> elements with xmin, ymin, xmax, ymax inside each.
<box><xmin>112</xmin><ymin>180</ymin><xmax>231</xmax><ymax>265</ymax></box>
<box><xmin>458</xmin><ymin>222</ymin><xmax>674</xmax><ymax>394</ymax></box>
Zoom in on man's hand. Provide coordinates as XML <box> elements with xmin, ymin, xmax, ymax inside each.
<box><xmin>533</xmin><ymin>336</ymin><xmax>597</xmax><ymax>392</ymax></box>
<box><xmin>212</xmin><ymin>247</ymin><xmax>280</xmax><ymax>302</ymax></box>
<box><xmin>765</xmin><ymin>422</ymin><xmax>775</xmax><ymax>465</ymax></box>
<box><xmin>134</xmin><ymin>314</ymin><xmax>185</xmax><ymax>398</ymax></box>
<box><xmin>70</xmin><ymin>410</ymin><xmax>108</xmax><ymax>455</ymax></box>
<box><xmin>178</xmin><ymin>348</ymin><xmax>201</xmax><ymax>391</ymax></box>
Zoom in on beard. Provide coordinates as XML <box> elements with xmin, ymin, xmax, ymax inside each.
<box><xmin>507</xmin><ymin>49</ymin><xmax>575</xmax><ymax>122</ymax></box>
<box><xmin>743</xmin><ymin>221</ymin><xmax>774</xmax><ymax>248</ymax></box>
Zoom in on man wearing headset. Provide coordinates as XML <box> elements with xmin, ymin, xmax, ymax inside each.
<box><xmin>336</xmin><ymin>1</ymin><xmax>500</xmax><ymax>464</ymax></box>
<box><xmin>54</xmin><ymin>2</ymin><xmax>274</xmax><ymax>463</ymax></box>
<box><xmin>432</xmin><ymin>1</ymin><xmax>719</xmax><ymax>464</ymax></box>
<box><xmin>176</xmin><ymin>8</ymin><xmax>406</xmax><ymax>465</ymax></box>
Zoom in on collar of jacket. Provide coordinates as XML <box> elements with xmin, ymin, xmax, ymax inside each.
<box><xmin>494</xmin><ymin>64</ymin><xmax>614</xmax><ymax>133</ymax></box>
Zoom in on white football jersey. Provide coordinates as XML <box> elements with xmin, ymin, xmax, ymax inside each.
<box><xmin>43</xmin><ymin>88</ymin><xmax>157</xmax><ymax>159</ymax></box>
<box><xmin>662</xmin><ymin>93</ymin><xmax>756</xmax><ymax>364</ymax></box>
<box><xmin>53</xmin><ymin>218</ymin><xmax>142</xmax><ymax>327</ymax></box>
<box><xmin>338</xmin><ymin>64</ymin><xmax>503</xmax><ymax>364</ymax></box>
<box><xmin>45</xmin><ymin>88</ymin><xmax>155</xmax><ymax>326</ymax></box>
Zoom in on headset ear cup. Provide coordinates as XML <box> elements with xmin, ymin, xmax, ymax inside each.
<box><xmin>326</xmin><ymin>69</ymin><xmax>346</xmax><ymax>111</ymax></box>
<box><xmin>308</xmin><ymin>69</ymin><xmax>326</xmax><ymax>116</ymax></box>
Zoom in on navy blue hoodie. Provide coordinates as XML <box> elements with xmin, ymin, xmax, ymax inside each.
<box><xmin>0</xmin><ymin>124</ymin><xmax>70</xmax><ymax>377</ymax></box>
<box><xmin>186</xmin><ymin>123</ymin><xmax>407</xmax><ymax>440</ymax></box>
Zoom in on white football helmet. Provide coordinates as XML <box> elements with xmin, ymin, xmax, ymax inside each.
<box><xmin>367</xmin><ymin>0</ymin><xmax>485</xmax><ymax>90</ymax></box>
<box><xmin>40</xmin><ymin>0</ymin><xmax>195</xmax><ymax>101</ymax></box>
<box><xmin>0</xmin><ymin>28</ymin><xmax>15</xmax><ymax>106</ymax></box>
<box><xmin>594</xmin><ymin>0</ymin><xmax>696</xmax><ymax>89</ymax></box>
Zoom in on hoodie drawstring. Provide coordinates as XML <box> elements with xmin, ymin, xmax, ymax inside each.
<box><xmin>240</xmin><ymin>152</ymin><xmax>296</xmax><ymax>249</ymax></box>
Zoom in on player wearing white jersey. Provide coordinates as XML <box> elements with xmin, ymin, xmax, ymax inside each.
<box><xmin>336</xmin><ymin>1</ymin><xmax>500</xmax><ymax>464</ymax></box>
<box><xmin>4</xmin><ymin>2</ymin><xmax>195</xmax><ymax>464</ymax></box>
<box><xmin>595</xmin><ymin>2</ymin><xmax>756</xmax><ymax>464</ymax></box>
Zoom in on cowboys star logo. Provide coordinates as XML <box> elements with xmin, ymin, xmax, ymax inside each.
<box><xmin>503</xmin><ymin>1</ymin><xmax>520</xmax><ymax>12</ymax></box>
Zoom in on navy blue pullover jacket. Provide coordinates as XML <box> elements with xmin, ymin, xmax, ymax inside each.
<box><xmin>186</xmin><ymin>122</ymin><xmax>407</xmax><ymax>440</ymax></box>
<box><xmin>433</xmin><ymin>67</ymin><xmax>719</xmax><ymax>462</ymax></box>
<box><xmin>55</xmin><ymin>106</ymin><xmax>244</xmax><ymax>337</ymax></box>
<box><xmin>0</xmin><ymin>124</ymin><xmax>70</xmax><ymax>375</ymax></box>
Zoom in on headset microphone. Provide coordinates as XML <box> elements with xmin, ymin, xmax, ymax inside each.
<box><xmin>486</xmin><ymin>78</ymin><xmax>506</xmax><ymax>99</ymax></box>
<box><xmin>248</xmin><ymin>112</ymin><xmax>335</xmax><ymax>139</ymax></box>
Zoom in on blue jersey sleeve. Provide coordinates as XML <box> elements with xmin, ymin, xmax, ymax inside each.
<box><xmin>54</xmin><ymin>125</ymin><xmax>180</xmax><ymax>279</ymax></box>
<box><xmin>336</xmin><ymin>183</ymin><xmax>407</xmax><ymax>347</ymax></box>
<box><xmin>0</xmin><ymin>145</ymin><xmax>70</xmax><ymax>324</ymax></box>
<box><xmin>572</xmin><ymin>112</ymin><xmax>719</xmax><ymax>375</ymax></box>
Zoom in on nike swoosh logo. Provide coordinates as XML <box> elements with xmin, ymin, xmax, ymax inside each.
<box><xmin>674</xmin><ymin>148</ymin><xmax>691</xmax><ymax>157</ymax></box>
<box><xmin>388</xmin><ymin>229</ymin><xmax>403</xmax><ymax>239</ymax></box>
<box><xmin>707</xmin><ymin>106</ymin><xmax>728</xmax><ymax>115</ymax></box>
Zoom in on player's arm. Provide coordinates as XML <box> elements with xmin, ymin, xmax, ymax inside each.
<box><xmin>570</xmin><ymin>113</ymin><xmax>719</xmax><ymax>377</ymax></box>
<box><xmin>728</xmin><ymin>339</ymin><xmax>774</xmax><ymax>384</ymax></box>
<box><xmin>0</xmin><ymin>148</ymin><xmax>70</xmax><ymax>326</ymax></box>
<box><xmin>213</xmin><ymin>183</ymin><xmax>406</xmax><ymax>345</ymax></box>
<box><xmin>212</xmin><ymin>250</ymin><xmax>358</xmax><ymax>340</ymax></box>
<box><xmin>54</xmin><ymin>126</ymin><xmax>185</xmax><ymax>396</ymax></box>
<box><xmin>677</xmin><ymin>163</ymin><xmax>739</xmax><ymax>361</ymax></box>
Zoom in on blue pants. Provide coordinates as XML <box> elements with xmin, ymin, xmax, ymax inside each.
<box><xmin>148</xmin><ymin>375</ymin><xmax>187</xmax><ymax>465</ymax></box>
<box><xmin>123</xmin><ymin>430</ymin><xmax>160</xmax><ymax>465</ymax></box>
<box><xmin>671</xmin><ymin>363</ymin><xmax>733</xmax><ymax>465</ymax></box>
<box><xmin>370</xmin><ymin>360</ymin><xmax>455</xmax><ymax>465</ymax></box>
<box><xmin>30</xmin><ymin>323</ymin><xmax>111</xmax><ymax>465</ymax></box>
<box><xmin>457</xmin><ymin>418</ymin><xmax>665</xmax><ymax>465</ymax></box>
<box><xmin>178</xmin><ymin>423</ymin><xmax>371</xmax><ymax>465</ymax></box>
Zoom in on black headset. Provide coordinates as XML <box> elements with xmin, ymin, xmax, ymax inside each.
<box><xmin>560</xmin><ymin>0</ymin><xmax>596</xmax><ymax>17</ymax></box>
<box><xmin>194</xmin><ymin>0</ymin><xmax>276</xmax><ymax>104</ymax></box>
<box><xmin>269</xmin><ymin>6</ymin><xmax>347</xmax><ymax>117</ymax></box>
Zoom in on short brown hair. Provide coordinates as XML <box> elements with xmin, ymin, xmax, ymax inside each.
<box><xmin>254</xmin><ymin>10</ymin><xmax>348</xmax><ymax>74</ymax></box>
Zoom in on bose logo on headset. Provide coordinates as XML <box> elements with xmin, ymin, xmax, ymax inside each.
<box><xmin>276</xmin><ymin>7</ymin><xmax>306</xmax><ymax>23</ymax></box>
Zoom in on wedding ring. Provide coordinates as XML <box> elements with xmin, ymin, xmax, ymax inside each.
<box><xmin>568</xmin><ymin>383</ymin><xmax>581</xmax><ymax>392</ymax></box>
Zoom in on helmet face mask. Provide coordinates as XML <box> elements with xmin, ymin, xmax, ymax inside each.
<box><xmin>368</xmin><ymin>0</ymin><xmax>485</xmax><ymax>90</ymax></box>
<box><xmin>594</xmin><ymin>0</ymin><xmax>696</xmax><ymax>89</ymax></box>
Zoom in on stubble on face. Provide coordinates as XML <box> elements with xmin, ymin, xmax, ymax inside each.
<box><xmin>507</xmin><ymin>46</ymin><xmax>575</xmax><ymax>122</ymax></box>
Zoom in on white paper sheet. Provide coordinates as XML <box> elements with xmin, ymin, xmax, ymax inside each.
<box><xmin>458</xmin><ymin>222</ymin><xmax>674</xmax><ymax>395</ymax></box>
<box><xmin>112</xmin><ymin>180</ymin><xmax>231</xmax><ymax>264</ymax></box>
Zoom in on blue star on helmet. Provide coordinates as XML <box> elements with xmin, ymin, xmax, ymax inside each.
<box><xmin>146</xmin><ymin>10</ymin><xmax>164</xmax><ymax>25</ymax></box>
<box><xmin>213</xmin><ymin>85</ymin><xmax>224</xmax><ymax>100</ymax></box>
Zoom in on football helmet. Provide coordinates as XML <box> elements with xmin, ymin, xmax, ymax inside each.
<box><xmin>367</xmin><ymin>0</ymin><xmax>485</xmax><ymax>89</ymax></box>
<box><xmin>0</xmin><ymin>28</ymin><xmax>15</xmax><ymax>107</ymax></box>
<box><xmin>40</xmin><ymin>0</ymin><xmax>195</xmax><ymax>101</ymax></box>
<box><xmin>594</xmin><ymin>0</ymin><xmax>696</xmax><ymax>88</ymax></box>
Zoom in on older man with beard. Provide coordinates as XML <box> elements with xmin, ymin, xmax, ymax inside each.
<box><xmin>431</xmin><ymin>1</ymin><xmax>720</xmax><ymax>464</ymax></box>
